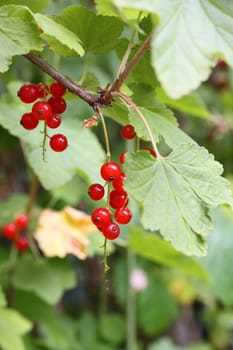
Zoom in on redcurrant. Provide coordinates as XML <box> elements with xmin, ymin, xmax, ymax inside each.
<box><xmin>100</xmin><ymin>162</ymin><xmax>121</xmax><ymax>182</ymax></box>
<box><xmin>20</xmin><ymin>113</ymin><xmax>39</xmax><ymax>130</ymax></box>
<box><xmin>49</xmin><ymin>134</ymin><xmax>68</xmax><ymax>152</ymax></box>
<box><xmin>50</xmin><ymin>82</ymin><xmax>66</xmax><ymax>97</ymax></box>
<box><xmin>18</xmin><ymin>84</ymin><xmax>38</xmax><ymax>104</ymax></box>
<box><xmin>102</xmin><ymin>221</ymin><xmax>120</xmax><ymax>240</ymax></box>
<box><xmin>15</xmin><ymin>237</ymin><xmax>29</xmax><ymax>252</ymax></box>
<box><xmin>119</xmin><ymin>151</ymin><xmax>128</xmax><ymax>164</ymax></box>
<box><xmin>14</xmin><ymin>214</ymin><xmax>29</xmax><ymax>230</ymax></box>
<box><xmin>36</xmin><ymin>83</ymin><xmax>49</xmax><ymax>98</ymax></box>
<box><xmin>46</xmin><ymin>115</ymin><xmax>61</xmax><ymax>129</ymax></box>
<box><xmin>110</xmin><ymin>190</ymin><xmax>128</xmax><ymax>209</ymax></box>
<box><xmin>120</xmin><ymin>124</ymin><xmax>136</xmax><ymax>139</ymax></box>
<box><xmin>114</xmin><ymin>208</ymin><xmax>132</xmax><ymax>224</ymax></box>
<box><xmin>32</xmin><ymin>101</ymin><xmax>52</xmax><ymax>121</ymax></box>
<box><xmin>2</xmin><ymin>223</ymin><xmax>18</xmax><ymax>240</ymax></box>
<box><xmin>48</xmin><ymin>97</ymin><xmax>67</xmax><ymax>114</ymax></box>
<box><xmin>88</xmin><ymin>183</ymin><xmax>105</xmax><ymax>200</ymax></box>
<box><xmin>112</xmin><ymin>172</ymin><xmax>126</xmax><ymax>192</ymax></box>
<box><xmin>91</xmin><ymin>208</ymin><xmax>111</xmax><ymax>227</ymax></box>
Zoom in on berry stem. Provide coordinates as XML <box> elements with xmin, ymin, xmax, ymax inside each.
<box><xmin>103</xmin><ymin>237</ymin><xmax>110</xmax><ymax>289</ymax></box>
<box><xmin>41</xmin><ymin>121</ymin><xmax>49</xmax><ymax>162</ymax></box>
<box><xmin>113</xmin><ymin>92</ymin><xmax>162</xmax><ymax>159</ymax></box>
<box><xmin>96</xmin><ymin>107</ymin><xmax>111</xmax><ymax>161</ymax></box>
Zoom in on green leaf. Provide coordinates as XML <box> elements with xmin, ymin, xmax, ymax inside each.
<box><xmin>138</xmin><ymin>278</ymin><xmax>178</xmax><ymax>336</ymax></box>
<box><xmin>0</xmin><ymin>0</ymin><xmax>49</xmax><ymax>12</ymax></box>
<box><xmin>113</xmin><ymin>0</ymin><xmax>233</xmax><ymax>98</ymax></box>
<box><xmin>12</xmin><ymin>255</ymin><xmax>76</xmax><ymax>305</ymax></box>
<box><xmin>53</xmin><ymin>6</ymin><xmax>124</xmax><ymax>55</ymax></box>
<box><xmin>156</xmin><ymin>88</ymin><xmax>210</xmax><ymax>119</ymax></box>
<box><xmin>34</xmin><ymin>13</ymin><xmax>84</xmax><ymax>57</ymax></box>
<box><xmin>200</xmin><ymin>208</ymin><xmax>233</xmax><ymax>306</ymax></box>
<box><xmin>124</xmin><ymin>144</ymin><xmax>233</xmax><ymax>256</ymax></box>
<box><xmin>0</xmin><ymin>5</ymin><xmax>42</xmax><ymax>72</ymax></box>
<box><xmin>128</xmin><ymin>107</ymin><xmax>192</xmax><ymax>149</ymax></box>
<box><xmin>0</xmin><ymin>193</ymin><xmax>28</xmax><ymax>226</ymax></box>
<box><xmin>129</xmin><ymin>226</ymin><xmax>209</xmax><ymax>280</ymax></box>
<box><xmin>130</xmin><ymin>85</ymin><xmax>177</xmax><ymax>125</ymax></box>
<box><xmin>99</xmin><ymin>313</ymin><xmax>125</xmax><ymax>345</ymax></box>
<box><xmin>0</xmin><ymin>308</ymin><xmax>32</xmax><ymax>350</ymax></box>
<box><xmin>0</xmin><ymin>82</ymin><xmax>105</xmax><ymax>190</ymax></box>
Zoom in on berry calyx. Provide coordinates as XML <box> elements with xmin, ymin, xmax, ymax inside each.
<box><xmin>88</xmin><ymin>183</ymin><xmax>105</xmax><ymax>200</ymax></box>
<box><xmin>15</xmin><ymin>237</ymin><xmax>29</xmax><ymax>252</ymax></box>
<box><xmin>46</xmin><ymin>115</ymin><xmax>61</xmax><ymax>129</ymax></box>
<box><xmin>100</xmin><ymin>162</ymin><xmax>121</xmax><ymax>182</ymax></box>
<box><xmin>50</xmin><ymin>82</ymin><xmax>66</xmax><ymax>97</ymax></box>
<box><xmin>20</xmin><ymin>113</ymin><xmax>39</xmax><ymax>130</ymax></box>
<box><xmin>48</xmin><ymin>97</ymin><xmax>67</xmax><ymax>114</ymax></box>
<box><xmin>91</xmin><ymin>208</ymin><xmax>111</xmax><ymax>227</ymax></box>
<box><xmin>114</xmin><ymin>208</ymin><xmax>132</xmax><ymax>224</ymax></box>
<box><xmin>49</xmin><ymin>134</ymin><xmax>68</xmax><ymax>152</ymax></box>
<box><xmin>18</xmin><ymin>84</ymin><xmax>38</xmax><ymax>104</ymax></box>
<box><xmin>112</xmin><ymin>172</ymin><xmax>126</xmax><ymax>192</ymax></box>
<box><xmin>120</xmin><ymin>124</ymin><xmax>136</xmax><ymax>140</ymax></box>
<box><xmin>14</xmin><ymin>214</ymin><xmax>29</xmax><ymax>230</ymax></box>
<box><xmin>102</xmin><ymin>221</ymin><xmax>120</xmax><ymax>240</ymax></box>
<box><xmin>110</xmin><ymin>190</ymin><xmax>128</xmax><ymax>209</ymax></box>
<box><xmin>2</xmin><ymin>223</ymin><xmax>18</xmax><ymax>240</ymax></box>
<box><xmin>32</xmin><ymin>101</ymin><xmax>52</xmax><ymax>121</ymax></box>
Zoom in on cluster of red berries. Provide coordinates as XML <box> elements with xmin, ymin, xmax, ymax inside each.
<box><xmin>88</xmin><ymin>161</ymin><xmax>132</xmax><ymax>240</ymax></box>
<box><xmin>1</xmin><ymin>214</ymin><xmax>29</xmax><ymax>252</ymax></box>
<box><xmin>18</xmin><ymin>81</ymin><xmax>68</xmax><ymax>152</ymax></box>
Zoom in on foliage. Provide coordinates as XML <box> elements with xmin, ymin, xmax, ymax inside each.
<box><xmin>0</xmin><ymin>1</ymin><xmax>233</xmax><ymax>350</ymax></box>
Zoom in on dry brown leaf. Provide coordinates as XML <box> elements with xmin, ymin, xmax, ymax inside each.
<box><xmin>34</xmin><ymin>207</ymin><xmax>96</xmax><ymax>260</ymax></box>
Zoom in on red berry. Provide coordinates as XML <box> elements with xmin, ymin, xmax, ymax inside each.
<box><xmin>119</xmin><ymin>151</ymin><xmax>128</xmax><ymax>164</ymax></box>
<box><xmin>91</xmin><ymin>208</ymin><xmax>111</xmax><ymax>227</ymax></box>
<box><xmin>49</xmin><ymin>134</ymin><xmax>68</xmax><ymax>152</ymax></box>
<box><xmin>2</xmin><ymin>223</ymin><xmax>18</xmax><ymax>240</ymax></box>
<box><xmin>15</xmin><ymin>237</ymin><xmax>29</xmax><ymax>252</ymax></box>
<box><xmin>110</xmin><ymin>190</ymin><xmax>128</xmax><ymax>209</ymax></box>
<box><xmin>36</xmin><ymin>83</ymin><xmax>49</xmax><ymax>98</ymax></box>
<box><xmin>114</xmin><ymin>208</ymin><xmax>132</xmax><ymax>224</ymax></box>
<box><xmin>112</xmin><ymin>172</ymin><xmax>126</xmax><ymax>191</ymax></box>
<box><xmin>46</xmin><ymin>115</ymin><xmax>61</xmax><ymax>129</ymax></box>
<box><xmin>20</xmin><ymin>113</ymin><xmax>39</xmax><ymax>130</ymax></box>
<box><xmin>88</xmin><ymin>183</ymin><xmax>105</xmax><ymax>200</ymax></box>
<box><xmin>142</xmin><ymin>147</ymin><xmax>157</xmax><ymax>157</ymax></box>
<box><xmin>120</xmin><ymin>124</ymin><xmax>136</xmax><ymax>139</ymax></box>
<box><xmin>50</xmin><ymin>82</ymin><xmax>66</xmax><ymax>97</ymax></box>
<box><xmin>48</xmin><ymin>97</ymin><xmax>67</xmax><ymax>114</ymax></box>
<box><xmin>32</xmin><ymin>101</ymin><xmax>52</xmax><ymax>121</ymax></box>
<box><xmin>102</xmin><ymin>221</ymin><xmax>120</xmax><ymax>240</ymax></box>
<box><xmin>100</xmin><ymin>162</ymin><xmax>121</xmax><ymax>182</ymax></box>
<box><xmin>14</xmin><ymin>214</ymin><xmax>29</xmax><ymax>230</ymax></box>
<box><xmin>18</xmin><ymin>84</ymin><xmax>38</xmax><ymax>104</ymax></box>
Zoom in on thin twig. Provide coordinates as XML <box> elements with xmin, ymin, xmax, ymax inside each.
<box><xmin>24</xmin><ymin>52</ymin><xmax>98</xmax><ymax>107</ymax></box>
<box><xmin>110</xmin><ymin>32</ymin><xmax>153</xmax><ymax>93</ymax></box>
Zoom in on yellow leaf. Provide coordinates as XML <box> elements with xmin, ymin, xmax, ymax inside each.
<box><xmin>34</xmin><ymin>207</ymin><xmax>96</xmax><ymax>260</ymax></box>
